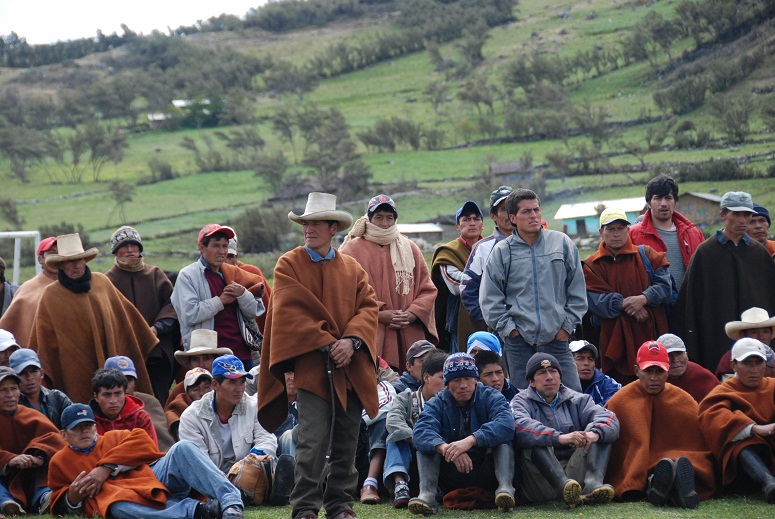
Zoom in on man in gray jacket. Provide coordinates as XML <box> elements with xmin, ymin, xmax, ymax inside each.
<box><xmin>480</xmin><ymin>188</ymin><xmax>587</xmax><ymax>391</ymax></box>
<box><xmin>512</xmin><ymin>353</ymin><xmax>619</xmax><ymax>508</ymax></box>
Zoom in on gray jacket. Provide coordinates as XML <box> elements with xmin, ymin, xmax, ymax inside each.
<box><xmin>172</xmin><ymin>259</ymin><xmax>264</xmax><ymax>349</ymax></box>
<box><xmin>480</xmin><ymin>229</ymin><xmax>587</xmax><ymax>346</ymax></box>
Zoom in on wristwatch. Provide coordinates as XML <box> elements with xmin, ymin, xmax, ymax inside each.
<box><xmin>348</xmin><ymin>337</ymin><xmax>362</xmax><ymax>350</ymax></box>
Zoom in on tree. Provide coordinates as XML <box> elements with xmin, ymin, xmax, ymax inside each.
<box><xmin>0</xmin><ymin>126</ymin><xmax>46</xmax><ymax>182</ymax></box>
<box><xmin>107</xmin><ymin>181</ymin><xmax>135</xmax><ymax>225</ymax></box>
<box><xmin>708</xmin><ymin>94</ymin><xmax>757</xmax><ymax>144</ymax></box>
<box><xmin>214</xmin><ymin>126</ymin><xmax>265</xmax><ymax>169</ymax></box>
<box><xmin>261</xmin><ymin>61</ymin><xmax>319</xmax><ymax>102</ymax></box>
<box><xmin>271</xmin><ymin>107</ymin><xmax>299</xmax><ymax>163</ymax></box>
<box><xmin>254</xmin><ymin>151</ymin><xmax>289</xmax><ymax>191</ymax></box>
<box><xmin>455</xmin><ymin>19</ymin><xmax>490</xmax><ymax>71</ymax></box>
<box><xmin>0</xmin><ymin>199</ymin><xmax>25</xmax><ymax>230</ymax></box>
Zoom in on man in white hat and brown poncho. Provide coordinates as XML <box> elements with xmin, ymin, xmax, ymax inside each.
<box><xmin>28</xmin><ymin>233</ymin><xmax>159</xmax><ymax>404</ymax></box>
<box><xmin>257</xmin><ymin>192</ymin><xmax>379</xmax><ymax>519</ymax></box>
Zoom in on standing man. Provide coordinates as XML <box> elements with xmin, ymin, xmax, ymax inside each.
<box><xmin>629</xmin><ymin>174</ymin><xmax>704</xmax><ymax>288</ymax></box>
<box><xmin>481</xmin><ymin>188</ymin><xmax>587</xmax><ymax>391</ymax></box>
<box><xmin>672</xmin><ymin>192</ymin><xmax>775</xmax><ymax>371</ymax></box>
<box><xmin>106</xmin><ymin>226</ymin><xmax>179</xmax><ymax>406</ymax></box>
<box><xmin>340</xmin><ymin>194</ymin><xmax>437</xmax><ymax>370</ymax></box>
<box><xmin>0</xmin><ymin>257</ymin><xmax>18</xmax><ymax>319</ymax></box>
<box><xmin>172</xmin><ymin>224</ymin><xmax>266</xmax><ymax>369</ymax></box>
<box><xmin>0</xmin><ymin>237</ymin><xmax>57</xmax><ymax>348</ymax></box>
<box><xmin>460</xmin><ymin>186</ymin><xmax>513</xmax><ymax>330</ymax></box>
<box><xmin>750</xmin><ymin>203</ymin><xmax>775</xmax><ymax>255</ymax></box>
<box><xmin>431</xmin><ymin>200</ymin><xmax>484</xmax><ymax>351</ymax></box>
<box><xmin>257</xmin><ymin>192</ymin><xmax>379</xmax><ymax>519</ymax></box>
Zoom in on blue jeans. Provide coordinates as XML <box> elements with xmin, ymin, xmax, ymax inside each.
<box><xmin>0</xmin><ymin>474</ymin><xmax>49</xmax><ymax>511</ymax></box>
<box><xmin>504</xmin><ymin>335</ymin><xmax>581</xmax><ymax>392</ymax></box>
<box><xmin>367</xmin><ymin>416</ymin><xmax>388</xmax><ymax>459</ymax></box>
<box><xmin>277</xmin><ymin>426</ymin><xmax>297</xmax><ymax>458</ymax></box>
<box><xmin>110</xmin><ymin>440</ymin><xmax>242</xmax><ymax>519</ymax></box>
<box><xmin>383</xmin><ymin>440</ymin><xmax>414</xmax><ymax>490</ymax></box>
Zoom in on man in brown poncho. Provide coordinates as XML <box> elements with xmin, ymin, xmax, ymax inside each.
<box><xmin>258</xmin><ymin>192</ymin><xmax>379</xmax><ymax>519</ymax></box>
<box><xmin>28</xmin><ymin>233</ymin><xmax>159</xmax><ymax>404</ymax></box>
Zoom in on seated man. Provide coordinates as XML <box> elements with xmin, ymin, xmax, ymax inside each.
<box><xmin>89</xmin><ymin>368</ymin><xmax>158</xmax><ymax>447</ymax></box>
<box><xmin>699</xmin><ymin>338</ymin><xmax>775</xmax><ymax>502</ymax></box>
<box><xmin>512</xmin><ymin>353</ymin><xmax>619</xmax><ymax>508</ymax></box>
<box><xmin>0</xmin><ymin>366</ymin><xmax>66</xmax><ymax>516</ymax></box>
<box><xmin>465</xmin><ymin>331</ymin><xmax>502</xmax><ymax>357</ymax></box>
<box><xmin>657</xmin><ymin>334</ymin><xmax>718</xmax><ymax>403</ymax></box>
<box><xmin>273</xmin><ymin>371</ymin><xmax>298</xmax><ymax>459</ymax></box>
<box><xmin>409</xmin><ymin>353</ymin><xmax>516</xmax><ymax>515</ymax></box>
<box><xmin>166</xmin><ymin>329</ymin><xmax>231</xmax><ymax>407</ymax></box>
<box><xmin>384</xmin><ymin>351</ymin><xmax>448</xmax><ymax>508</ymax></box>
<box><xmin>48</xmin><ymin>403</ymin><xmax>244</xmax><ymax>519</ymax></box>
<box><xmin>0</xmin><ymin>329</ymin><xmax>21</xmax><ymax>368</ymax></box>
<box><xmin>167</xmin><ymin>367</ymin><xmax>213</xmax><ymax>441</ymax></box>
<box><xmin>392</xmin><ymin>340</ymin><xmax>436</xmax><ymax>394</ymax></box>
<box><xmin>717</xmin><ymin>307</ymin><xmax>775</xmax><ymax>379</ymax></box>
<box><xmin>9</xmin><ymin>348</ymin><xmax>72</xmax><ymax>429</ymax></box>
<box><xmin>474</xmin><ymin>350</ymin><xmax>517</xmax><ymax>401</ymax></box>
<box><xmin>605</xmin><ymin>341</ymin><xmax>716</xmax><ymax>508</ymax></box>
<box><xmin>569</xmin><ymin>340</ymin><xmax>621</xmax><ymax>406</ymax></box>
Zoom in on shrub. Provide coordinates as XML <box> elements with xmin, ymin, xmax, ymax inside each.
<box><xmin>653</xmin><ymin>76</ymin><xmax>707</xmax><ymax>115</ymax></box>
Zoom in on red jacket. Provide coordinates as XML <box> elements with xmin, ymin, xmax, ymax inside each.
<box><xmin>629</xmin><ymin>209</ymin><xmax>704</xmax><ymax>268</ymax></box>
<box><xmin>91</xmin><ymin>394</ymin><xmax>159</xmax><ymax>447</ymax></box>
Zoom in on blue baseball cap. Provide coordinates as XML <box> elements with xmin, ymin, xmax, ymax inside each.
<box><xmin>104</xmin><ymin>356</ymin><xmax>137</xmax><ymax>379</ymax></box>
<box><xmin>466</xmin><ymin>331</ymin><xmax>502</xmax><ymax>356</ymax></box>
<box><xmin>9</xmin><ymin>348</ymin><xmax>42</xmax><ymax>374</ymax></box>
<box><xmin>211</xmin><ymin>355</ymin><xmax>253</xmax><ymax>379</ymax></box>
<box><xmin>61</xmin><ymin>404</ymin><xmax>96</xmax><ymax>430</ymax></box>
<box><xmin>455</xmin><ymin>201</ymin><xmax>482</xmax><ymax>223</ymax></box>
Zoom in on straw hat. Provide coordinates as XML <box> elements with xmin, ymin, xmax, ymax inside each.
<box><xmin>288</xmin><ymin>192</ymin><xmax>353</xmax><ymax>231</ymax></box>
<box><xmin>174</xmin><ymin>329</ymin><xmax>233</xmax><ymax>363</ymax></box>
<box><xmin>44</xmin><ymin>233</ymin><xmax>98</xmax><ymax>267</ymax></box>
<box><xmin>725</xmin><ymin>307</ymin><xmax>775</xmax><ymax>340</ymax></box>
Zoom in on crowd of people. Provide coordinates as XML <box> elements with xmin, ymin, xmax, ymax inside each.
<box><xmin>1</xmin><ymin>173</ymin><xmax>775</xmax><ymax>519</ymax></box>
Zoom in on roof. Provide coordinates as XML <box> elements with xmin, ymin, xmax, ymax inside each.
<box><xmin>554</xmin><ymin>197</ymin><xmax>646</xmax><ymax>220</ymax></box>
<box><xmin>683</xmin><ymin>192</ymin><xmax>722</xmax><ymax>203</ymax></box>
<box><xmin>397</xmin><ymin>223</ymin><xmax>444</xmax><ymax>234</ymax></box>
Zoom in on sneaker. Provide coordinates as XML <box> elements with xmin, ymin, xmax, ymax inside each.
<box><xmin>672</xmin><ymin>457</ymin><xmax>699</xmax><ymax>509</ymax></box>
<box><xmin>408</xmin><ymin>497</ymin><xmax>437</xmax><ymax>515</ymax></box>
<box><xmin>647</xmin><ymin>458</ymin><xmax>675</xmax><ymax>506</ymax></box>
<box><xmin>194</xmin><ymin>498</ymin><xmax>221</xmax><ymax>519</ymax></box>
<box><xmin>269</xmin><ymin>454</ymin><xmax>295</xmax><ymax>506</ymax></box>
<box><xmin>393</xmin><ymin>482</ymin><xmax>410</xmax><ymax>509</ymax></box>
<box><xmin>1</xmin><ymin>501</ymin><xmax>24</xmax><ymax>516</ymax></box>
<box><xmin>360</xmin><ymin>484</ymin><xmax>380</xmax><ymax>505</ymax></box>
<box><xmin>38</xmin><ymin>490</ymin><xmax>52</xmax><ymax>514</ymax></box>
<box><xmin>221</xmin><ymin>504</ymin><xmax>244</xmax><ymax>519</ymax></box>
<box><xmin>562</xmin><ymin>479</ymin><xmax>582</xmax><ymax>508</ymax></box>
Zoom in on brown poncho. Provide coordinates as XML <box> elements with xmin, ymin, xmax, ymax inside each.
<box><xmin>0</xmin><ymin>273</ymin><xmax>56</xmax><ymax>348</ymax></box>
<box><xmin>257</xmin><ymin>247</ymin><xmax>379</xmax><ymax>433</ymax></box>
<box><xmin>431</xmin><ymin>237</ymin><xmax>477</xmax><ymax>352</ymax></box>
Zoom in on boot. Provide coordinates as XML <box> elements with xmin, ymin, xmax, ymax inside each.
<box><xmin>738</xmin><ymin>447</ymin><xmax>775</xmax><ymax>503</ymax></box>
<box><xmin>408</xmin><ymin>452</ymin><xmax>440</xmax><ymax>515</ymax></box>
<box><xmin>580</xmin><ymin>442</ymin><xmax>614</xmax><ymax>505</ymax></box>
<box><xmin>493</xmin><ymin>443</ymin><xmax>516</xmax><ymax>512</ymax></box>
<box><xmin>646</xmin><ymin>458</ymin><xmax>674</xmax><ymax>506</ymax></box>
<box><xmin>670</xmin><ymin>456</ymin><xmax>698</xmax><ymax>509</ymax></box>
<box><xmin>530</xmin><ymin>447</ymin><xmax>581</xmax><ymax>508</ymax></box>
<box><xmin>270</xmin><ymin>454</ymin><xmax>296</xmax><ymax>506</ymax></box>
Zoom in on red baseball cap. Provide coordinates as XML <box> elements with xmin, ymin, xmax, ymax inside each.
<box><xmin>37</xmin><ymin>236</ymin><xmax>57</xmax><ymax>256</ymax></box>
<box><xmin>198</xmin><ymin>224</ymin><xmax>235</xmax><ymax>244</ymax></box>
<box><xmin>636</xmin><ymin>341</ymin><xmax>669</xmax><ymax>371</ymax></box>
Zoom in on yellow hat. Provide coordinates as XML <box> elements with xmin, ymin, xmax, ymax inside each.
<box><xmin>599</xmin><ymin>208</ymin><xmax>631</xmax><ymax>228</ymax></box>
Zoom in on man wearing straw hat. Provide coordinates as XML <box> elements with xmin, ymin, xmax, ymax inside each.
<box><xmin>257</xmin><ymin>192</ymin><xmax>379</xmax><ymax>519</ymax></box>
<box><xmin>28</xmin><ymin>233</ymin><xmax>159</xmax><ymax>404</ymax></box>
<box><xmin>715</xmin><ymin>307</ymin><xmax>775</xmax><ymax>379</ymax></box>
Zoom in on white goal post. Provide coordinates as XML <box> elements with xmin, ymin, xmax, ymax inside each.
<box><xmin>0</xmin><ymin>231</ymin><xmax>42</xmax><ymax>285</ymax></box>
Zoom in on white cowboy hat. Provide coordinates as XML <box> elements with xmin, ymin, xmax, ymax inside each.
<box><xmin>288</xmin><ymin>192</ymin><xmax>353</xmax><ymax>231</ymax></box>
<box><xmin>725</xmin><ymin>307</ymin><xmax>775</xmax><ymax>340</ymax></box>
<box><xmin>45</xmin><ymin>233</ymin><xmax>98</xmax><ymax>267</ymax></box>
<box><xmin>174</xmin><ymin>329</ymin><xmax>233</xmax><ymax>363</ymax></box>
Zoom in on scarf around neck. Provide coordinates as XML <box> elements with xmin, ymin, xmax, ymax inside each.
<box><xmin>115</xmin><ymin>255</ymin><xmax>145</xmax><ymax>272</ymax></box>
<box><xmin>58</xmin><ymin>266</ymin><xmax>92</xmax><ymax>293</ymax></box>
<box><xmin>344</xmin><ymin>215</ymin><xmax>415</xmax><ymax>295</ymax></box>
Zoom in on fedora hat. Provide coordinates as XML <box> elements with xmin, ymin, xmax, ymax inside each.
<box><xmin>174</xmin><ymin>329</ymin><xmax>233</xmax><ymax>363</ymax></box>
<box><xmin>45</xmin><ymin>233</ymin><xmax>98</xmax><ymax>267</ymax></box>
<box><xmin>725</xmin><ymin>307</ymin><xmax>775</xmax><ymax>340</ymax></box>
<box><xmin>288</xmin><ymin>192</ymin><xmax>353</xmax><ymax>231</ymax></box>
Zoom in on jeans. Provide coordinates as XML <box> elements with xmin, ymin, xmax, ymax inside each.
<box><xmin>504</xmin><ymin>335</ymin><xmax>581</xmax><ymax>392</ymax></box>
<box><xmin>278</xmin><ymin>426</ymin><xmax>297</xmax><ymax>458</ymax></box>
<box><xmin>383</xmin><ymin>440</ymin><xmax>414</xmax><ymax>489</ymax></box>
<box><xmin>367</xmin><ymin>416</ymin><xmax>388</xmax><ymax>458</ymax></box>
<box><xmin>0</xmin><ymin>475</ymin><xmax>49</xmax><ymax>511</ymax></box>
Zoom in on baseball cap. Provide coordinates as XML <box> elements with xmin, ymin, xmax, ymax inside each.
<box><xmin>720</xmin><ymin>191</ymin><xmax>754</xmax><ymax>213</ymax></box>
<box><xmin>104</xmin><ymin>356</ymin><xmax>137</xmax><ymax>379</ymax></box>
<box><xmin>36</xmin><ymin>236</ymin><xmax>57</xmax><ymax>256</ymax></box>
<box><xmin>525</xmin><ymin>352</ymin><xmax>563</xmax><ymax>381</ymax></box>
<box><xmin>599</xmin><ymin>207</ymin><xmax>631</xmax><ymax>228</ymax></box>
<box><xmin>636</xmin><ymin>341</ymin><xmax>669</xmax><ymax>371</ymax></box>
<box><xmin>61</xmin><ymin>404</ymin><xmax>96</xmax><ymax>430</ymax></box>
<box><xmin>9</xmin><ymin>349</ymin><xmax>41</xmax><ymax>374</ymax></box>
<box><xmin>0</xmin><ymin>329</ymin><xmax>21</xmax><ymax>353</ymax></box>
<box><xmin>455</xmin><ymin>201</ymin><xmax>482</xmax><ymax>222</ymax></box>
<box><xmin>184</xmin><ymin>367</ymin><xmax>214</xmax><ymax>390</ymax></box>
<box><xmin>367</xmin><ymin>194</ymin><xmax>398</xmax><ymax>215</ymax></box>
<box><xmin>466</xmin><ymin>331</ymin><xmax>502</xmax><ymax>356</ymax></box>
<box><xmin>569</xmin><ymin>340</ymin><xmax>598</xmax><ymax>358</ymax></box>
<box><xmin>211</xmin><ymin>354</ymin><xmax>253</xmax><ymax>380</ymax></box>
<box><xmin>731</xmin><ymin>337</ymin><xmax>769</xmax><ymax>362</ymax></box>
<box><xmin>753</xmin><ymin>203</ymin><xmax>771</xmax><ymax>226</ymax></box>
<box><xmin>657</xmin><ymin>333</ymin><xmax>686</xmax><ymax>353</ymax></box>
<box><xmin>489</xmin><ymin>186</ymin><xmax>513</xmax><ymax>210</ymax></box>
<box><xmin>407</xmin><ymin>340</ymin><xmax>434</xmax><ymax>362</ymax></box>
<box><xmin>198</xmin><ymin>224</ymin><xmax>235</xmax><ymax>244</ymax></box>
<box><xmin>0</xmin><ymin>366</ymin><xmax>20</xmax><ymax>386</ymax></box>
<box><xmin>227</xmin><ymin>238</ymin><xmax>238</xmax><ymax>255</ymax></box>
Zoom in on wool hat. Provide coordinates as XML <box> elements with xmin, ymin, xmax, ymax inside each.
<box><xmin>443</xmin><ymin>353</ymin><xmax>479</xmax><ymax>385</ymax></box>
<box><xmin>599</xmin><ymin>207</ymin><xmax>631</xmax><ymax>228</ymax></box>
<box><xmin>569</xmin><ymin>340</ymin><xmax>598</xmax><ymax>358</ymax></box>
<box><xmin>104</xmin><ymin>356</ymin><xmax>137</xmax><ymax>379</ymax></box>
<box><xmin>657</xmin><ymin>333</ymin><xmax>686</xmax><ymax>353</ymax></box>
<box><xmin>720</xmin><ymin>191</ymin><xmax>754</xmax><ymax>212</ymax></box>
<box><xmin>455</xmin><ymin>201</ymin><xmax>482</xmax><ymax>223</ymax></box>
<box><xmin>489</xmin><ymin>186</ymin><xmax>513</xmax><ymax>210</ymax></box>
<box><xmin>725</xmin><ymin>307</ymin><xmax>775</xmax><ymax>340</ymax></box>
<box><xmin>184</xmin><ymin>367</ymin><xmax>213</xmax><ymax>390</ymax></box>
<box><xmin>174</xmin><ymin>330</ymin><xmax>233</xmax><ymax>364</ymax></box>
<box><xmin>466</xmin><ymin>331</ymin><xmax>502</xmax><ymax>356</ymax></box>
<box><xmin>407</xmin><ymin>340</ymin><xmax>435</xmax><ymax>363</ymax></box>
<box><xmin>198</xmin><ymin>224</ymin><xmax>235</xmax><ymax>244</ymax></box>
<box><xmin>61</xmin><ymin>403</ymin><xmax>96</xmax><ymax>430</ymax></box>
<box><xmin>0</xmin><ymin>329</ymin><xmax>21</xmax><ymax>353</ymax></box>
<box><xmin>44</xmin><ymin>234</ymin><xmax>99</xmax><ymax>267</ymax></box>
<box><xmin>110</xmin><ymin>226</ymin><xmax>143</xmax><ymax>254</ymax></box>
<box><xmin>211</xmin><ymin>354</ymin><xmax>253</xmax><ymax>380</ymax></box>
<box><xmin>9</xmin><ymin>349</ymin><xmax>41</xmax><ymax>374</ymax></box>
<box><xmin>0</xmin><ymin>366</ymin><xmax>20</xmax><ymax>386</ymax></box>
<box><xmin>36</xmin><ymin>236</ymin><xmax>57</xmax><ymax>256</ymax></box>
<box><xmin>636</xmin><ymin>341</ymin><xmax>669</xmax><ymax>371</ymax></box>
<box><xmin>288</xmin><ymin>192</ymin><xmax>354</xmax><ymax>231</ymax></box>
<box><xmin>731</xmin><ymin>337</ymin><xmax>769</xmax><ymax>362</ymax></box>
<box><xmin>753</xmin><ymin>203</ymin><xmax>771</xmax><ymax>226</ymax></box>
<box><xmin>525</xmin><ymin>352</ymin><xmax>563</xmax><ymax>381</ymax></box>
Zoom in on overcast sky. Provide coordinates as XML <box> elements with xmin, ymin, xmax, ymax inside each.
<box><xmin>0</xmin><ymin>1</ymin><xmax>268</xmax><ymax>45</ymax></box>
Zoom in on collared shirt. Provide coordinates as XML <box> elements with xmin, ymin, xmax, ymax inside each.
<box><xmin>304</xmin><ymin>246</ymin><xmax>335</xmax><ymax>262</ymax></box>
<box><xmin>715</xmin><ymin>229</ymin><xmax>751</xmax><ymax>246</ymax></box>
<box><xmin>199</xmin><ymin>256</ymin><xmax>225</xmax><ymax>277</ymax></box>
<box><xmin>537</xmin><ymin>391</ymin><xmax>561</xmax><ymax>409</ymax></box>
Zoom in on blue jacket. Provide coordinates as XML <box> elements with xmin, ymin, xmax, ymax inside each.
<box><xmin>413</xmin><ymin>382</ymin><xmax>514</xmax><ymax>455</ymax></box>
<box><xmin>392</xmin><ymin>371</ymin><xmax>422</xmax><ymax>394</ymax></box>
<box><xmin>582</xmin><ymin>369</ymin><xmax>621</xmax><ymax>406</ymax></box>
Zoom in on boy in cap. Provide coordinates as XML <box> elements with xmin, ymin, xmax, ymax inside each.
<box><xmin>409</xmin><ymin>353</ymin><xmax>516</xmax><ymax>514</ymax></box>
<box><xmin>512</xmin><ymin>352</ymin><xmax>619</xmax><ymax>507</ymax></box>
<box><xmin>569</xmin><ymin>340</ymin><xmax>621</xmax><ymax>406</ymax></box>
<box><xmin>699</xmin><ymin>338</ymin><xmax>775</xmax><ymax>503</ymax></box>
<box><xmin>10</xmin><ymin>348</ymin><xmax>72</xmax><ymax>429</ymax></box>
<box><xmin>658</xmin><ymin>333</ymin><xmax>718</xmax><ymax>403</ymax></box>
<box><xmin>48</xmin><ymin>403</ymin><xmax>244</xmax><ymax>519</ymax></box>
<box><xmin>0</xmin><ymin>329</ymin><xmax>20</xmax><ymax>368</ymax></box>
<box><xmin>392</xmin><ymin>339</ymin><xmax>436</xmax><ymax>393</ymax></box>
<box><xmin>431</xmin><ymin>200</ymin><xmax>484</xmax><ymax>351</ymax></box>
<box><xmin>605</xmin><ymin>341</ymin><xmax>716</xmax><ymax>508</ymax></box>
<box><xmin>166</xmin><ymin>367</ymin><xmax>213</xmax><ymax>441</ymax></box>
<box><xmin>474</xmin><ymin>349</ymin><xmax>517</xmax><ymax>401</ymax></box>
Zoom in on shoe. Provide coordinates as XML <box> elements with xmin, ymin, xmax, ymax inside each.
<box><xmin>221</xmin><ymin>504</ymin><xmax>244</xmax><ymax>519</ymax></box>
<box><xmin>194</xmin><ymin>498</ymin><xmax>221</xmax><ymax>519</ymax></box>
<box><xmin>393</xmin><ymin>482</ymin><xmax>410</xmax><ymax>508</ymax></box>
<box><xmin>359</xmin><ymin>484</ymin><xmax>380</xmax><ymax>505</ymax></box>
<box><xmin>647</xmin><ymin>458</ymin><xmax>675</xmax><ymax>506</ymax></box>
<box><xmin>580</xmin><ymin>484</ymin><xmax>614</xmax><ymax>505</ymax></box>
<box><xmin>495</xmin><ymin>491</ymin><xmax>515</xmax><ymax>512</ymax></box>
<box><xmin>562</xmin><ymin>479</ymin><xmax>582</xmax><ymax>508</ymax></box>
<box><xmin>296</xmin><ymin>512</ymin><xmax>318</xmax><ymax>519</ymax></box>
<box><xmin>38</xmin><ymin>490</ymin><xmax>52</xmax><ymax>514</ymax></box>
<box><xmin>672</xmin><ymin>457</ymin><xmax>699</xmax><ymax>509</ymax></box>
<box><xmin>330</xmin><ymin>509</ymin><xmax>358</xmax><ymax>519</ymax></box>
<box><xmin>269</xmin><ymin>454</ymin><xmax>295</xmax><ymax>506</ymax></box>
<box><xmin>1</xmin><ymin>501</ymin><xmax>24</xmax><ymax>516</ymax></box>
<box><xmin>408</xmin><ymin>497</ymin><xmax>437</xmax><ymax>515</ymax></box>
